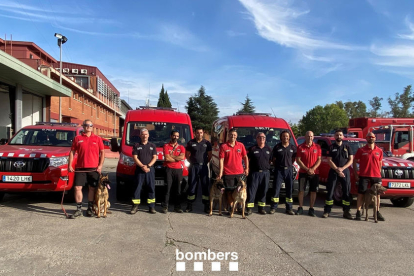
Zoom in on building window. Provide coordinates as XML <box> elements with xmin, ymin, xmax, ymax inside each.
<box><xmin>30</xmin><ymin>54</ymin><xmax>33</xmax><ymax>59</ymax></box>
<box><xmin>75</xmin><ymin>77</ymin><xmax>89</xmax><ymax>89</ymax></box>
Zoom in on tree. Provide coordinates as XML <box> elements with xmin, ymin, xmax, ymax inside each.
<box><xmin>185</xmin><ymin>86</ymin><xmax>219</xmax><ymax>133</ymax></box>
<box><xmin>388</xmin><ymin>85</ymin><xmax>413</xmax><ymax>117</ymax></box>
<box><xmin>238</xmin><ymin>95</ymin><xmax>255</xmax><ymax>113</ymax></box>
<box><xmin>298</xmin><ymin>104</ymin><xmax>348</xmax><ymax>136</ymax></box>
<box><xmin>157</xmin><ymin>84</ymin><xmax>166</xmax><ymax>107</ymax></box>
<box><xmin>289</xmin><ymin>121</ymin><xmax>300</xmax><ymax>138</ymax></box>
<box><xmin>369</xmin><ymin>96</ymin><xmax>383</xmax><ymax>117</ymax></box>
<box><xmin>336</xmin><ymin>100</ymin><xmax>367</xmax><ymax>119</ymax></box>
<box><xmin>157</xmin><ymin>84</ymin><xmax>172</xmax><ymax>108</ymax></box>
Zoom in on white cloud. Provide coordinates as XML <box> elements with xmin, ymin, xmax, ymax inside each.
<box><xmin>371</xmin><ymin>44</ymin><xmax>414</xmax><ymax>67</ymax></box>
<box><xmin>397</xmin><ymin>17</ymin><xmax>414</xmax><ymax>40</ymax></box>
<box><xmin>238</xmin><ymin>0</ymin><xmax>356</xmax><ymax>51</ymax></box>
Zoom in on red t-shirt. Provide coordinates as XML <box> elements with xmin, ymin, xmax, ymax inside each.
<box><xmin>71</xmin><ymin>133</ymin><xmax>104</xmax><ymax>168</ymax></box>
<box><xmin>296</xmin><ymin>142</ymin><xmax>322</xmax><ymax>174</ymax></box>
<box><xmin>163</xmin><ymin>142</ymin><xmax>185</xmax><ymax>169</ymax></box>
<box><xmin>219</xmin><ymin>141</ymin><xmax>247</xmax><ymax>175</ymax></box>
<box><xmin>354</xmin><ymin>145</ymin><xmax>383</xmax><ymax>178</ymax></box>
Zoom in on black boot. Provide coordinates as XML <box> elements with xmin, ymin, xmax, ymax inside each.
<box><xmin>185</xmin><ymin>203</ymin><xmax>193</xmax><ymax>213</ymax></box>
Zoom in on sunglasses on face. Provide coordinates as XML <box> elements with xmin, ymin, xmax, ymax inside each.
<box><xmin>367</xmin><ymin>136</ymin><xmax>375</xmax><ymax>139</ymax></box>
<box><xmin>83</xmin><ymin>124</ymin><xmax>93</xmax><ymax>127</ymax></box>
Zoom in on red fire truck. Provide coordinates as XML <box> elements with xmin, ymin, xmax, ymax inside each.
<box><xmin>343</xmin><ymin>118</ymin><xmax>414</xmax><ymax>160</ymax></box>
<box><xmin>0</xmin><ymin>122</ymin><xmax>83</xmax><ymax>201</ymax></box>
<box><xmin>111</xmin><ymin>107</ymin><xmax>193</xmax><ymax>201</ymax></box>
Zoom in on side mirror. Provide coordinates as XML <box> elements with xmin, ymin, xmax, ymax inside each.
<box><xmin>111</xmin><ymin>138</ymin><xmax>120</xmax><ymax>152</ymax></box>
<box><xmin>0</xmin><ymin>138</ymin><xmax>8</xmax><ymax>145</ymax></box>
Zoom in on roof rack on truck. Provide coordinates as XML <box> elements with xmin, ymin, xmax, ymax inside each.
<box><xmin>36</xmin><ymin>122</ymin><xmax>78</xmax><ymax>127</ymax></box>
<box><xmin>137</xmin><ymin>106</ymin><xmax>177</xmax><ymax>111</ymax></box>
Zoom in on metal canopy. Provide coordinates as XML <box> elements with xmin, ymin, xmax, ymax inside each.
<box><xmin>0</xmin><ymin>50</ymin><xmax>71</xmax><ymax>97</ymax></box>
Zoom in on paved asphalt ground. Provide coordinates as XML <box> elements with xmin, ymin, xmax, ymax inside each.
<box><xmin>1</xmin><ymin>158</ymin><xmax>414</xmax><ymax>276</ymax></box>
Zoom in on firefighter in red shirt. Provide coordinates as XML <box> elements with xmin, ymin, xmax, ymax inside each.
<box><xmin>218</xmin><ymin>129</ymin><xmax>249</xmax><ymax>211</ymax></box>
<box><xmin>295</xmin><ymin>131</ymin><xmax>321</xmax><ymax>216</ymax></box>
<box><xmin>162</xmin><ymin>130</ymin><xmax>186</xmax><ymax>214</ymax></box>
<box><xmin>68</xmin><ymin>119</ymin><xmax>105</xmax><ymax>218</ymax></box>
<box><xmin>353</xmin><ymin>132</ymin><xmax>385</xmax><ymax>221</ymax></box>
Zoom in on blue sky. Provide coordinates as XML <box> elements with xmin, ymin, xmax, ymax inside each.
<box><xmin>1</xmin><ymin>0</ymin><xmax>414</xmax><ymax>123</ymax></box>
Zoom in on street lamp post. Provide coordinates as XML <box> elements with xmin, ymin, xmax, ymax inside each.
<box><xmin>54</xmin><ymin>33</ymin><xmax>67</xmax><ymax>123</ymax></box>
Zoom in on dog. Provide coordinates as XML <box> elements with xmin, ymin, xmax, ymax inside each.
<box><xmin>209</xmin><ymin>179</ymin><xmax>225</xmax><ymax>216</ymax></box>
<box><xmin>93</xmin><ymin>174</ymin><xmax>111</xmax><ymax>218</ymax></box>
<box><xmin>364</xmin><ymin>183</ymin><xmax>387</xmax><ymax>223</ymax></box>
<box><xmin>229</xmin><ymin>177</ymin><xmax>247</xmax><ymax>219</ymax></box>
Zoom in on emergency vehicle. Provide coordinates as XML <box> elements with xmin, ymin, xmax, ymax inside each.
<box><xmin>338</xmin><ymin>117</ymin><xmax>414</xmax><ymax>160</ymax></box>
<box><xmin>298</xmin><ymin>135</ymin><xmax>414</xmax><ymax>208</ymax></box>
<box><xmin>111</xmin><ymin>107</ymin><xmax>193</xmax><ymax>201</ymax></box>
<box><xmin>210</xmin><ymin>113</ymin><xmax>302</xmax><ymax>198</ymax></box>
<box><xmin>0</xmin><ymin>122</ymin><xmax>83</xmax><ymax>201</ymax></box>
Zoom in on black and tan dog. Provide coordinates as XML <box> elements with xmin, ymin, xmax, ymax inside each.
<box><xmin>229</xmin><ymin>177</ymin><xmax>247</xmax><ymax>219</ymax></box>
<box><xmin>93</xmin><ymin>174</ymin><xmax>111</xmax><ymax>218</ymax></box>
<box><xmin>364</xmin><ymin>183</ymin><xmax>387</xmax><ymax>223</ymax></box>
<box><xmin>209</xmin><ymin>179</ymin><xmax>225</xmax><ymax>216</ymax></box>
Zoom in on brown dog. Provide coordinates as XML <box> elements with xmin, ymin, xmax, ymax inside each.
<box><xmin>364</xmin><ymin>183</ymin><xmax>387</xmax><ymax>223</ymax></box>
<box><xmin>93</xmin><ymin>174</ymin><xmax>111</xmax><ymax>218</ymax></box>
<box><xmin>209</xmin><ymin>179</ymin><xmax>225</xmax><ymax>216</ymax></box>
<box><xmin>230</xmin><ymin>177</ymin><xmax>247</xmax><ymax>219</ymax></box>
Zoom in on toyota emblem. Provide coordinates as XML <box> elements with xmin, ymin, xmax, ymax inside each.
<box><xmin>13</xmin><ymin>161</ymin><xmax>26</xmax><ymax>168</ymax></box>
<box><xmin>395</xmin><ymin>169</ymin><xmax>403</xmax><ymax>177</ymax></box>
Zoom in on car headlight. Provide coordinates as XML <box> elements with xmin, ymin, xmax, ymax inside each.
<box><xmin>49</xmin><ymin>156</ymin><xmax>68</xmax><ymax>167</ymax></box>
<box><xmin>184</xmin><ymin>159</ymin><xmax>190</xmax><ymax>167</ymax></box>
<box><xmin>119</xmin><ymin>152</ymin><xmax>135</xmax><ymax>167</ymax></box>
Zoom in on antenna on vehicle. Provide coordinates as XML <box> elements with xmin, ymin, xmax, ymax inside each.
<box><xmin>270</xmin><ymin>107</ymin><xmax>276</xmax><ymax>117</ymax></box>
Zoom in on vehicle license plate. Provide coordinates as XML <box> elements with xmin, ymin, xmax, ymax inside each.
<box><xmin>388</xmin><ymin>182</ymin><xmax>411</xmax><ymax>188</ymax></box>
<box><xmin>2</xmin><ymin>175</ymin><xmax>32</xmax><ymax>182</ymax></box>
<box><xmin>155</xmin><ymin>180</ymin><xmax>164</xmax><ymax>186</ymax></box>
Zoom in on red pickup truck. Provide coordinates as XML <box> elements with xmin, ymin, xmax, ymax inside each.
<box><xmin>0</xmin><ymin>122</ymin><xmax>83</xmax><ymax>201</ymax></box>
<box><xmin>297</xmin><ymin>135</ymin><xmax>414</xmax><ymax>207</ymax></box>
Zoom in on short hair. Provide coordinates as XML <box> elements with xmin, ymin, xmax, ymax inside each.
<box><xmin>170</xmin><ymin>130</ymin><xmax>179</xmax><ymax>136</ymax></box>
<box><xmin>194</xmin><ymin>127</ymin><xmax>204</xmax><ymax>132</ymax></box>
<box><xmin>280</xmin><ymin>130</ymin><xmax>290</xmax><ymax>140</ymax></box>
<box><xmin>83</xmin><ymin>119</ymin><xmax>92</xmax><ymax>125</ymax></box>
<box><xmin>140</xmin><ymin>128</ymin><xmax>149</xmax><ymax>134</ymax></box>
<box><xmin>229</xmin><ymin>128</ymin><xmax>237</xmax><ymax>134</ymax></box>
<box><xmin>334</xmin><ymin>129</ymin><xmax>343</xmax><ymax>134</ymax></box>
<box><xmin>256</xmin><ymin>132</ymin><xmax>265</xmax><ymax>138</ymax></box>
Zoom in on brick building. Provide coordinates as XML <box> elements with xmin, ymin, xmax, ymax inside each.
<box><xmin>0</xmin><ymin>39</ymin><xmax>121</xmax><ymax>138</ymax></box>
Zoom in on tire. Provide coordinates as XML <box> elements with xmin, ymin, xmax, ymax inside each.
<box><xmin>390</xmin><ymin>197</ymin><xmax>414</xmax><ymax>208</ymax></box>
<box><xmin>0</xmin><ymin>192</ymin><xmax>5</xmax><ymax>202</ymax></box>
<box><xmin>116</xmin><ymin>180</ymin><xmax>130</xmax><ymax>202</ymax></box>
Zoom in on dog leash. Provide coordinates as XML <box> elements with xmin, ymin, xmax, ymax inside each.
<box><xmin>61</xmin><ymin>169</ymin><xmax>100</xmax><ymax>219</ymax></box>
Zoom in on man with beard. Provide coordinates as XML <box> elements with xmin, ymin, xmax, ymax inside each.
<box><xmin>185</xmin><ymin>127</ymin><xmax>212</xmax><ymax>213</ymax></box>
<box><xmin>162</xmin><ymin>130</ymin><xmax>186</xmax><ymax>213</ymax></box>
<box><xmin>322</xmin><ymin>130</ymin><xmax>354</xmax><ymax>219</ymax></box>
<box><xmin>270</xmin><ymin>130</ymin><xmax>297</xmax><ymax>215</ymax></box>
<box><xmin>353</xmin><ymin>132</ymin><xmax>384</xmax><ymax>221</ymax></box>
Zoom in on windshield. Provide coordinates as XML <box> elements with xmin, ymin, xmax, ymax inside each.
<box><xmin>235</xmin><ymin>127</ymin><xmax>295</xmax><ymax>148</ymax></box>
<box><xmin>9</xmin><ymin>129</ymin><xmax>76</xmax><ymax>147</ymax></box>
<box><xmin>373</xmin><ymin>129</ymin><xmax>391</xmax><ymax>142</ymax></box>
<box><xmin>332</xmin><ymin>140</ymin><xmax>367</xmax><ymax>154</ymax></box>
<box><xmin>126</xmin><ymin>122</ymin><xmax>191</xmax><ymax>147</ymax></box>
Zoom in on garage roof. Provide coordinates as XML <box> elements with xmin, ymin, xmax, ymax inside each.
<box><xmin>0</xmin><ymin>50</ymin><xmax>71</xmax><ymax>97</ymax></box>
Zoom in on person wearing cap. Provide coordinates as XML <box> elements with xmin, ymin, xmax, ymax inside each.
<box><xmin>162</xmin><ymin>130</ymin><xmax>186</xmax><ymax>213</ymax></box>
<box><xmin>130</xmin><ymin>128</ymin><xmax>157</xmax><ymax>214</ymax></box>
<box><xmin>218</xmin><ymin>128</ymin><xmax>249</xmax><ymax>211</ymax></box>
<box><xmin>295</xmin><ymin>131</ymin><xmax>321</xmax><ymax>217</ymax></box>
<box><xmin>322</xmin><ymin>129</ymin><xmax>354</xmax><ymax>219</ymax></box>
<box><xmin>68</xmin><ymin>119</ymin><xmax>105</xmax><ymax>218</ymax></box>
<box><xmin>353</xmin><ymin>132</ymin><xmax>384</xmax><ymax>221</ymax></box>
<box><xmin>270</xmin><ymin>130</ymin><xmax>297</xmax><ymax>215</ymax></box>
<box><xmin>185</xmin><ymin>127</ymin><xmax>212</xmax><ymax>213</ymax></box>
<box><xmin>246</xmin><ymin>132</ymin><xmax>272</xmax><ymax>215</ymax></box>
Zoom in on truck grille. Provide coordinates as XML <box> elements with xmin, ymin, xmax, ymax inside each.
<box><xmin>0</xmin><ymin>158</ymin><xmax>49</xmax><ymax>173</ymax></box>
<box><xmin>382</xmin><ymin>167</ymin><xmax>414</xmax><ymax>179</ymax></box>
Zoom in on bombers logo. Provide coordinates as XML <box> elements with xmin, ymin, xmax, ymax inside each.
<box><xmin>395</xmin><ymin>169</ymin><xmax>403</xmax><ymax>177</ymax></box>
<box><xmin>237</xmin><ymin>149</ymin><xmax>241</xmax><ymax>153</ymax></box>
